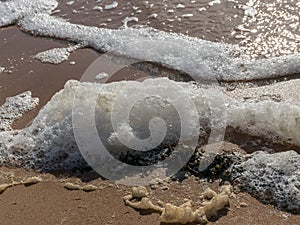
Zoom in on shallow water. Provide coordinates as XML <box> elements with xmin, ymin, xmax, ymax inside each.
<box><xmin>54</xmin><ymin>0</ymin><xmax>247</xmax><ymax>44</ymax></box>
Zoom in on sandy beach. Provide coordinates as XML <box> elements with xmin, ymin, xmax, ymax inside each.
<box><xmin>0</xmin><ymin>165</ymin><xmax>299</xmax><ymax>225</ymax></box>
<box><xmin>1</xmin><ymin>0</ymin><xmax>300</xmax><ymax>224</ymax></box>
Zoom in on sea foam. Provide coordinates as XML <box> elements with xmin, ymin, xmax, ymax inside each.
<box><xmin>0</xmin><ymin>0</ymin><xmax>58</xmax><ymax>27</ymax></box>
<box><xmin>18</xmin><ymin>13</ymin><xmax>300</xmax><ymax>81</ymax></box>
<box><xmin>0</xmin><ymin>79</ymin><xmax>299</xmax><ymax>171</ymax></box>
<box><xmin>1</xmin><ymin>0</ymin><xmax>299</xmax><ymax>82</ymax></box>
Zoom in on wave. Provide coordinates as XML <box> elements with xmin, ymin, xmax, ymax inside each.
<box><xmin>18</xmin><ymin>13</ymin><xmax>300</xmax><ymax>82</ymax></box>
<box><xmin>1</xmin><ymin>0</ymin><xmax>299</xmax><ymax>82</ymax></box>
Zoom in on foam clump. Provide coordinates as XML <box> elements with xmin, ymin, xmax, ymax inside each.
<box><xmin>201</xmin><ymin>185</ymin><xmax>232</xmax><ymax>220</ymax></box>
<box><xmin>104</xmin><ymin>1</ymin><xmax>118</xmax><ymax>10</ymax></box>
<box><xmin>132</xmin><ymin>186</ymin><xmax>148</xmax><ymax>198</ymax></box>
<box><xmin>125</xmin><ymin>197</ymin><xmax>163</xmax><ymax>212</ymax></box>
<box><xmin>0</xmin><ymin>91</ymin><xmax>39</xmax><ymax>131</ymax></box>
<box><xmin>0</xmin><ymin>176</ymin><xmax>42</xmax><ymax>194</ymax></box>
<box><xmin>0</xmin><ymin>183</ymin><xmax>13</xmax><ymax>194</ymax></box>
<box><xmin>242</xmin><ymin>5</ymin><xmax>257</xmax><ymax>17</ymax></box>
<box><xmin>64</xmin><ymin>182</ymin><xmax>81</xmax><ymax>190</ymax></box>
<box><xmin>228</xmin><ymin>99</ymin><xmax>300</xmax><ymax>146</ymax></box>
<box><xmin>0</xmin><ymin>84</ymin><xmax>83</xmax><ymax>170</ymax></box>
<box><xmin>64</xmin><ymin>182</ymin><xmax>98</xmax><ymax>192</ymax></box>
<box><xmin>22</xmin><ymin>176</ymin><xmax>42</xmax><ymax>185</ymax></box>
<box><xmin>122</xmin><ymin>17</ymin><xmax>139</xmax><ymax>28</ymax></box>
<box><xmin>232</xmin><ymin>150</ymin><xmax>300</xmax><ymax>213</ymax></box>
<box><xmin>18</xmin><ymin>13</ymin><xmax>300</xmax><ymax>81</ymax></box>
<box><xmin>95</xmin><ymin>72</ymin><xmax>109</xmax><ymax>80</ymax></box>
<box><xmin>82</xmin><ymin>184</ymin><xmax>97</xmax><ymax>192</ymax></box>
<box><xmin>0</xmin><ymin>78</ymin><xmax>299</xmax><ymax>171</ymax></box>
<box><xmin>34</xmin><ymin>43</ymin><xmax>86</xmax><ymax>64</ymax></box>
<box><xmin>124</xmin><ymin>185</ymin><xmax>233</xmax><ymax>224</ymax></box>
<box><xmin>0</xmin><ymin>78</ymin><xmax>202</xmax><ymax>171</ymax></box>
<box><xmin>35</xmin><ymin>48</ymin><xmax>70</xmax><ymax>64</ymax></box>
<box><xmin>0</xmin><ymin>0</ymin><xmax>58</xmax><ymax>27</ymax></box>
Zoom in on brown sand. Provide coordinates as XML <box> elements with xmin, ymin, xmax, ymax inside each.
<box><xmin>0</xmin><ymin>167</ymin><xmax>299</xmax><ymax>225</ymax></box>
<box><xmin>0</xmin><ymin>26</ymin><xmax>151</xmax><ymax>129</ymax></box>
<box><xmin>0</xmin><ymin>26</ymin><xmax>100</xmax><ymax>128</ymax></box>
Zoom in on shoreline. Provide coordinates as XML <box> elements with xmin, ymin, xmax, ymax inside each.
<box><xmin>1</xmin><ymin>0</ymin><xmax>300</xmax><ymax>224</ymax></box>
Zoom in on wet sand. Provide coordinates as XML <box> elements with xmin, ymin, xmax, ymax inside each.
<box><xmin>0</xmin><ymin>26</ymin><xmax>100</xmax><ymax>128</ymax></box>
<box><xmin>0</xmin><ymin>26</ymin><xmax>153</xmax><ymax>128</ymax></box>
<box><xmin>1</xmin><ymin>1</ymin><xmax>300</xmax><ymax>224</ymax></box>
<box><xmin>0</xmin><ymin>166</ymin><xmax>299</xmax><ymax>225</ymax></box>
<box><xmin>54</xmin><ymin>0</ymin><xmax>247</xmax><ymax>43</ymax></box>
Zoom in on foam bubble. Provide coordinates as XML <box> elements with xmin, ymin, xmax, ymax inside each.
<box><xmin>242</xmin><ymin>5</ymin><xmax>257</xmax><ymax>17</ymax></box>
<box><xmin>66</xmin><ymin>1</ymin><xmax>75</xmax><ymax>6</ymax></box>
<box><xmin>209</xmin><ymin>0</ymin><xmax>221</xmax><ymax>6</ymax></box>
<box><xmin>122</xmin><ymin>17</ymin><xmax>139</xmax><ymax>28</ymax></box>
<box><xmin>0</xmin><ymin>0</ymin><xmax>58</xmax><ymax>27</ymax></box>
<box><xmin>104</xmin><ymin>1</ymin><xmax>118</xmax><ymax>10</ymax></box>
<box><xmin>176</xmin><ymin>4</ymin><xmax>185</xmax><ymax>9</ymax></box>
<box><xmin>95</xmin><ymin>72</ymin><xmax>109</xmax><ymax>80</ymax></box>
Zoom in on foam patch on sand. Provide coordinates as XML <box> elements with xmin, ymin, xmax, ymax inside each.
<box><xmin>124</xmin><ymin>185</ymin><xmax>233</xmax><ymax>224</ymax></box>
<box><xmin>34</xmin><ymin>42</ymin><xmax>87</xmax><ymax>64</ymax></box>
<box><xmin>0</xmin><ymin>78</ymin><xmax>299</xmax><ymax>171</ymax></box>
<box><xmin>0</xmin><ymin>0</ymin><xmax>58</xmax><ymax>27</ymax></box>
<box><xmin>18</xmin><ymin>13</ymin><xmax>300</xmax><ymax>82</ymax></box>
<box><xmin>232</xmin><ymin>150</ymin><xmax>300</xmax><ymax>213</ymax></box>
<box><xmin>228</xmin><ymin>99</ymin><xmax>300</xmax><ymax>146</ymax></box>
<box><xmin>0</xmin><ymin>91</ymin><xmax>39</xmax><ymax>131</ymax></box>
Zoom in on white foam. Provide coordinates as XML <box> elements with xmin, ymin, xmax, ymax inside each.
<box><xmin>0</xmin><ymin>67</ymin><xmax>5</xmax><ymax>73</ymax></box>
<box><xmin>34</xmin><ymin>43</ymin><xmax>86</xmax><ymax>64</ymax></box>
<box><xmin>122</xmin><ymin>17</ymin><xmax>139</xmax><ymax>28</ymax></box>
<box><xmin>0</xmin><ymin>79</ymin><xmax>200</xmax><ymax>170</ymax></box>
<box><xmin>18</xmin><ymin>13</ymin><xmax>300</xmax><ymax>82</ymax></box>
<box><xmin>0</xmin><ymin>91</ymin><xmax>39</xmax><ymax>131</ymax></box>
<box><xmin>0</xmin><ymin>0</ymin><xmax>58</xmax><ymax>27</ymax></box>
<box><xmin>149</xmin><ymin>13</ymin><xmax>158</xmax><ymax>19</ymax></box>
<box><xmin>242</xmin><ymin>5</ymin><xmax>257</xmax><ymax>17</ymax></box>
<box><xmin>228</xmin><ymin>100</ymin><xmax>300</xmax><ymax>146</ymax></box>
<box><xmin>95</xmin><ymin>72</ymin><xmax>109</xmax><ymax>80</ymax></box>
<box><xmin>209</xmin><ymin>0</ymin><xmax>221</xmax><ymax>6</ymax></box>
<box><xmin>104</xmin><ymin>1</ymin><xmax>118</xmax><ymax>10</ymax></box>
<box><xmin>176</xmin><ymin>4</ymin><xmax>185</xmax><ymax>9</ymax></box>
<box><xmin>227</xmin><ymin>79</ymin><xmax>300</xmax><ymax>102</ymax></box>
<box><xmin>0</xmin><ymin>79</ymin><xmax>299</xmax><ymax>170</ymax></box>
<box><xmin>93</xmin><ymin>6</ymin><xmax>103</xmax><ymax>11</ymax></box>
<box><xmin>35</xmin><ymin>48</ymin><xmax>70</xmax><ymax>64</ymax></box>
<box><xmin>66</xmin><ymin>1</ymin><xmax>75</xmax><ymax>6</ymax></box>
<box><xmin>182</xmin><ymin>14</ymin><xmax>193</xmax><ymax>18</ymax></box>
